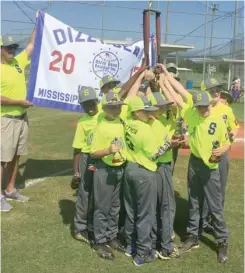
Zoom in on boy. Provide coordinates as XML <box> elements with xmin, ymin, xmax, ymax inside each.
<box><xmin>180</xmin><ymin>91</ymin><xmax>230</xmax><ymax>264</ymax></box>
<box><xmin>149</xmin><ymin>92</ymin><xmax>181</xmax><ymax>260</ymax></box>
<box><xmin>122</xmin><ymin>95</ymin><xmax>159</xmax><ymax>266</ymax></box>
<box><xmin>72</xmin><ymin>86</ymin><xmax>101</xmax><ymax>243</ymax></box>
<box><xmin>200</xmin><ymin>78</ymin><xmax>239</xmax><ymax>235</ymax></box>
<box><xmin>90</xmin><ymin>91</ymin><xmax>127</xmax><ymax>260</ymax></box>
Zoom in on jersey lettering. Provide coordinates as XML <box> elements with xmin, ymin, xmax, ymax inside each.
<box><xmin>125</xmin><ymin>132</ymin><xmax>134</xmax><ymax>151</ymax></box>
<box><xmin>15</xmin><ymin>64</ymin><xmax>22</xmax><ymax>74</ymax></box>
<box><xmin>208</xmin><ymin>122</ymin><xmax>217</xmax><ymax>135</ymax></box>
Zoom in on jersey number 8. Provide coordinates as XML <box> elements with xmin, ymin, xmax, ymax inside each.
<box><xmin>125</xmin><ymin>132</ymin><xmax>134</xmax><ymax>151</ymax></box>
<box><xmin>208</xmin><ymin>122</ymin><xmax>217</xmax><ymax>135</ymax></box>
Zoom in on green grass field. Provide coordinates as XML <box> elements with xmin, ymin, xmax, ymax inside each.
<box><xmin>232</xmin><ymin>102</ymin><xmax>244</xmax><ymax>122</ymax></box>
<box><xmin>1</xmin><ymin>107</ymin><xmax>244</xmax><ymax>273</ymax></box>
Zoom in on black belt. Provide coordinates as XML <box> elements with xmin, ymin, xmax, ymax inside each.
<box><xmin>2</xmin><ymin>112</ymin><xmax>27</xmax><ymax>120</ymax></box>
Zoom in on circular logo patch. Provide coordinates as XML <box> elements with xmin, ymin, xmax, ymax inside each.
<box><xmin>92</xmin><ymin>51</ymin><xmax>119</xmax><ymax>79</ymax></box>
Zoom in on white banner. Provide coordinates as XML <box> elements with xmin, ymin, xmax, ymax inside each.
<box><xmin>27</xmin><ymin>12</ymin><xmax>154</xmax><ymax>112</ymax></box>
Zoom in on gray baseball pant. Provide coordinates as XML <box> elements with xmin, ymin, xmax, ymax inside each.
<box><xmin>74</xmin><ymin>153</ymin><xmax>94</xmax><ymax>234</ymax></box>
<box><xmin>124</xmin><ymin>162</ymin><xmax>157</xmax><ymax>256</ymax></box>
<box><xmin>201</xmin><ymin>152</ymin><xmax>229</xmax><ymax>229</ymax></box>
<box><xmin>93</xmin><ymin>160</ymin><xmax>124</xmax><ymax>244</ymax></box>
<box><xmin>187</xmin><ymin>154</ymin><xmax>229</xmax><ymax>243</ymax></box>
<box><xmin>152</xmin><ymin>162</ymin><xmax>176</xmax><ymax>252</ymax></box>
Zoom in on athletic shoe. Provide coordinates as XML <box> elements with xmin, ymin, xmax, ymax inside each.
<box><xmin>133</xmin><ymin>253</ymin><xmax>156</xmax><ymax>267</ymax></box>
<box><xmin>158</xmin><ymin>244</ymin><xmax>180</xmax><ymax>260</ymax></box>
<box><xmin>179</xmin><ymin>235</ymin><xmax>199</xmax><ymax>251</ymax></box>
<box><xmin>107</xmin><ymin>238</ymin><xmax>126</xmax><ymax>253</ymax></box>
<box><xmin>151</xmin><ymin>249</ymin><xmax>160</xmax><ymax>259</ymax></box>
<box><xmin>125</xmin><ymin>245</ymin><xmax>136</xmax><ymax>257</ymax></box>
<box><xmin>93</xmin><ymin>243</ymin><xmax>115</xmax><ymax>260</ymax></box>
<box><xmin>4</xmin><ymin>189</ymin><xmax>29</xmax><ymax>202</ymax></box>
<box><xmin>74</xmin><ymin>230</ymin><xmax>90</xmax><ymax>244</ymax></box>
<box><xmin>217</xmin><ymin>242</ymin><xmax>228</xmax><ymax>264</ymax></box>
<box><xmin>1</xmin><ymin>196</ymin><xmax>13</xmax><ymax>212</ymax></box>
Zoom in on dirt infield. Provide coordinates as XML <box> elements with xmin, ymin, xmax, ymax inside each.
<box><xmin>179</xmin><ymin>122</ymin><xmax>244</xmax><ymax>159</ymax></box>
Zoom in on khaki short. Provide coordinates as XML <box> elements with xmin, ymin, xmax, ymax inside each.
<box><xmin>1</xmin><ymin>116</ymin><xmax>29</xmax><ymax>162</ymax></box>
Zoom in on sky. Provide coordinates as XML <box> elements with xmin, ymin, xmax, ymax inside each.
<box><xmin>1</xmin><ymin>0</ymin><xmax>244</xmax><ymax>53</ymax></box>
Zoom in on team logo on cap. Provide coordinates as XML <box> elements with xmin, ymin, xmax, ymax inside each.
<box><xmin>196</xmin><ymin>94</ymin><xmax>202</xmax><ymax>101</ymax></box>
<box><xmin>84</xmin><ymin>89</ymin><xmax>89</xmax><ymax>96</ymax></box>
<box><xmin>8</xmin><ymin>36</ymin><xmax>13</xmax><ymax>42</ymax></box>
<box><xmin>92</xmin><ymin>51</ymin><xmax>119</xmax><ymax>79</ymax></box>
<box><xmin>210</xmin><ymin>78</ymin><xmax>217</xmax><ymax>84</ymax></box>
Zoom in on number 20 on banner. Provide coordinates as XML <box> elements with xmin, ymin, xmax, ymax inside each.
<box><xmin>49</xmin><ymin>50</ymin><xmax>76</xmax><ymax>74</ymax></box>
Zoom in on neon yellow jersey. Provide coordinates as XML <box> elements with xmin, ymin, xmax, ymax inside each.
<box><xmin>123</xmin><ymin>119</ymin><xmax>158</xmax><ymax>171</ymax></box>
<box><xmin>160</xmin><ymin>110</ymin><xmax>176</xmax><ymax>138</ymax></box>
<box><xmin>113</xmin><ymin>87</ymin><xmax>121</xmax><ymax>93</ymax></box>
<box><xmin>211</xmin><ymin>102</ymin><xmax>239</xmax><ymax>132</ymax></box>
<box><xmin>150</xmin><ymin>118</ymin><xmax>172</xmax><ymax>163</ymax></box>
<box><xmin>1</xmin><ymin>50</ymin><xmax>30</xmax><ymax>116</ymax></box>
<box><xmin>72</xmin><ymin>110</ymin><xmax>102</xmax><ymax>153</ymax></box>
<box><xmin>90</xmin><ymin>117</ymin><xmax>126</xmax><ymax>166</ymax></box>
<box><xmin>182</xmin><ymin>105</ymin><xmax>230</xmax><ymax>169</ymax></box>
<box><xmin>186</xmin><ymin>92</ymin><xmax>194</xmax><ymax>107</ymax></box>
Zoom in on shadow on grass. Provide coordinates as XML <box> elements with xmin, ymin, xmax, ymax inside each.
<box><xmin>1</xmin><ymin>158</ymin><xmax>73</xmax><ymax>189</ymax></box>
<box><xmin>59</xmin><ymin>199</ymin><xmax>76</xmax><ymax>235</ymax></box>
<box><xmin>174</xmin><ymin>191</ymin><xmax>217</xmax><ymax>253</ymax></box>
<box><xmin>174</xmin><ymin>190</ymin><xmax>189</xmax><ymax>240</ymax></box>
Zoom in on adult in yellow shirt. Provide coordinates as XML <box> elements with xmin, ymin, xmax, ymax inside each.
<box><xmin>72</xmin><ymin>86</ymin><xmax>101</xmax><ymax>244</ymax></box>
<box><xmin>1</xmin><ymin>14</ymin><xmax>37</xmax><ymax>212</ymax></box>
<box><xmin>122</xmin><ymin>95</ymin><xmax>159</xmax><ymax>266</ymax></box>
<box><xmin>148</xmin><ymin>92</ymin><xmax>181</xmax><ymax>260</ymax></box>
<box><xmin>178</xmin><ymin>91</ymin><xmax>230</xmax><ymax>264</ymax></box>
<box><xmin>200</xmin><ymin>78</ymin><xmax>239</xmax><ymax>235</ymax></box>
<box><xmin>90</xmin><ymin>91</ymin><xmax>126</xmax><ymax>260</ymax></box>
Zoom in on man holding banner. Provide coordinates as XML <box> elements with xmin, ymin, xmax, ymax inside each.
<box><xmin>0</xmin><ymin>12</ymin><xmax>38</xmax><ymax>212</ymax></box>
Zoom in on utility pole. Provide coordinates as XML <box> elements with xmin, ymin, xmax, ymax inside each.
<box><xmin>165</xmin><ymin>0</ymin><xmax>170</xmax><ymax>43</ymax></box>
<box><xmin>202</xmin><ymin>0</ymin><xmax>208</xmax><ymax>80</ymax></box>
<box><xmin>101</xmin><ymin>0</ymin><xmax>106</xmax><ymax>40</ymax></box>
<box><xmin>208</xmin><ymin>3</ymin><xmax>218</xmax><ymax>77</ymax></box>
<box><xmin>231</xmin><ymin>0</ymin><xmax>239</xmax><ymax>81</ymax></box>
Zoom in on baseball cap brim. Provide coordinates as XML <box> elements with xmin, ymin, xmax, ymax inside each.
<box><xmin>2</xmin><ymin>43</ymin><xmax>19</xmax><ymax>48</ymax></box>
<box><xmin>101</xmin><ymin>80</ymin><xmax>120</xmax><ymax>89</ymax></box>
<box><xmin>154</xmin><ymin>101</ymin><xmax>174</xmax><ymax>107</ymax></box>
<box><xmin>193</xmin><ymin>101</ymin><xmax>210</xmax><ymax>107</ymax></box>
<box><xmin>80</xmin><ymin>98</ymin><xmax>98</xmax><ymax>104</ymax></box>
<box><xmin>220</xmin><ymin>91</ymin><xmax>234</xmax><ymax>103</ymax></box>
<box><xmin>103</xmin><ymin>101</ymin><xmax>126</xmax><ymax>106</ymax></box>
<box><xmin>131</xmin><ymin>105</ymin><xmax>159</xmax><ymax>112</ymax></box>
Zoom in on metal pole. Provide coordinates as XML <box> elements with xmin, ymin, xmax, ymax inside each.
<box><xmin>165</xmin><ymin>0</ymin><xmax>170</xmax><ymax>43</ymax></box>
<box><xmin>208</xmin><ymin>3</ymin><xmax>218</xmax><ymax>78</ymax></box>
<box><xmin>202</xmin><ymin>0</ymin><xmax>208</xmax><ymax>80</ymax></box>
<box><xmin>101</xmin><ymin>0</ymin><xmax>105</xmax><ymax>40</ymax></box>
<box><xmin>231</xmin><ymin>0</ymin><xmax>238</xmax><ymax>81</ymax></box>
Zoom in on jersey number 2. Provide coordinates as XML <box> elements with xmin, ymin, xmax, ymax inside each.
<box><xmin>208</xmin><ymin>122</ymin><xmax>217</xmax><ymax>135</ymax></box>
<box><xmin>125</xmin><ymin>132</ymin><xmax>134</xmax><ymax>151</ymax></box>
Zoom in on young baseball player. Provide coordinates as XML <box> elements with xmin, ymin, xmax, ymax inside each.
<box><xmin>200</xmin><ymin>78</ymin><xmax>239</xmax><ymax>235</ymax></box>
<box><xmin>122</xmin><ymin>95</ymin><xmax>160</xmax><ymax>266</ymax></box>
<box><xmin>179</xmin><ymin>91</ymin><xmax>230</xmax><ymax>263</ymax></box>
<box><xmin>72</xmin><ymin>86</ymin><xmax>102</xmax><ymax>244</ymax></box>
<box><xmin>148</xmin><ymin>92</ymin><xmax>182</xmax><ymax>260</ymax></box>
<box><xmin>90</xmin><ymin>91</ymin><xmax>127</xmax><ymax>260</ymax></box>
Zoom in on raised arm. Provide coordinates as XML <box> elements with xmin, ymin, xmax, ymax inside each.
<box><xmin>119</xmin><ymin>58</ymin><xmax>148</xmax><ymax>99</ymax></box>
<box><xmin>157</xmin><ymin>63</ymin><xmax>189</xmax><ymax>102</ymax></box>
<box><xmin>25</xmin><ymin>10</ymin><xmax>39</xmax><ymax>58</ymax></box>
<box><xmin>158</xmin><ymin>73</ymin><xmax>177</xmax><ymax>108</ymax></box>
